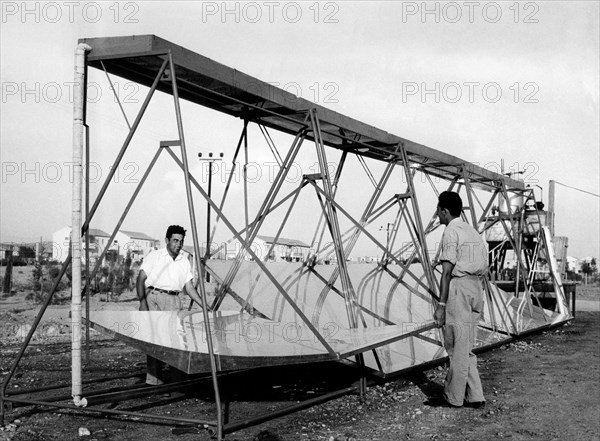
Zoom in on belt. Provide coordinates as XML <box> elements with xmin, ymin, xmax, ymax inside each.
<box><xmin>451</xmin><ymin>274</ymin><xmax>484</xmax><ymax>279</ymax></box>
<box><xmin>148</xmin><ymin>286</ymin><xmax>180</xmax><ymax>295</ymax></box>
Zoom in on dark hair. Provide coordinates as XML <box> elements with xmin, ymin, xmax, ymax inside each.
<box><xmin>166</xmin><ymin>225</ymin><xmax>186</xmax><ymax>240</ymax></box>
<box><xmin>438</xmin><ymin>191</ymin><xmax>463</xmax><ymax>217</ymax></box>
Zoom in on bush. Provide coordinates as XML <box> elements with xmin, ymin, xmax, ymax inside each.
<box><xmin>25</xmin><ymin>285</ymin><xmax>69</xmax><ymax>305</ymax></box>
<box><xmin>47</xmin><ymin>264</ymin><xmax>69</xmax><ymax>291</ymax></box>
<box><xmin>49</xmin><ymin>266</ymin><xmax>61</xmax><ymax>279</ymax></box>
<box><xmin>31</xmin><ymin>263</ymin><xmax>43</xmax><ymax>291</ymax></box>
<box><xmin>94</xmin><ymin>258</ymin><xmax>134</xmax><ymax>299</ymax></box>
<box><xmin>0</xmin><ymin>259</ymin><xmax>27</xmax><ymax>266</ymax></box>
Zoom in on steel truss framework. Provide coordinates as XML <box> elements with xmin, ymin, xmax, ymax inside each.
<box><xmin>0</xmin><ymin>36</ymin><xmax>571</xmax><ymax>439</ymax></box>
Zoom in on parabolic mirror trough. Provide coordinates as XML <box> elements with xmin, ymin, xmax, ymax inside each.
<box><xmin>78</xmin><ymin>35</ymin><xmax>571</xmax><ymax>378</ymax></box>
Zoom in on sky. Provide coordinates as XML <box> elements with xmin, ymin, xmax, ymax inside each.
<box><xmin>1</xmin><ymin>1</ymin><xmax>599</xmax><ymax>260</ymax></box>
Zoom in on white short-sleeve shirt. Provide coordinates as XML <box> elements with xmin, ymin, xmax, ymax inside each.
<box><xmin>440</xmin><ymin>218</ymin><xmax>488</xmax><ymax>277</ymax></box>
<box><xmin>140</xmin><ymin>248</ymin><xmax>193</xmax><ymax>291</ymax></box>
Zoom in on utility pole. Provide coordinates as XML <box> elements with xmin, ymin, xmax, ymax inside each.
<box><xmin>199</xmin><ymin>152</ymin><xmax>223</xmax><ymax>282</ymax></box>
<box><xmin>39</xmin><ymin>237</ymin><xmax>43</xmax><ymax>300</ymax></box>
<box><xmin>2</xmin><ymin>245</ymin><xmax>13</xmax><ymax>294</ymax></box>
<box><xmin>548</xmin><ymin>180</ymin><xmax>556</xmax><ymax>237</ymax></box>
<box><xmin>379</xmin><ymin>223</ymin><xmax>393</xmax><ymax>262</ymax></box>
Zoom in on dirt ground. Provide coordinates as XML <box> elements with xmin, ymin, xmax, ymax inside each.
<box><xmin>1</xmin><ymin>266</ymin><xmax>599</xmax><ymax>441</ymax></box>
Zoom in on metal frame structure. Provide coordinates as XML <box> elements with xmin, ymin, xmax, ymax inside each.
<box><xmin>0</xmin><ymin>35</ymin><xmax>572</xmax><ymax>439</ymax></box>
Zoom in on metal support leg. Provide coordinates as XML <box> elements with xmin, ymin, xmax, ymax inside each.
<box><xmin>309</xmin><ymin>109</ymin><xmax>359</xmax><ymax>328</ymax></box>
<box><xmin>168</xmin><ymin>53</ymin><xmax>224</xmax><ymax>440</ymax></box>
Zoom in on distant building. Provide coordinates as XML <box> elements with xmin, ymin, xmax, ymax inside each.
<box><xmin>0</xmin><ymin>243</ymin><xmax>20</xmax><ymax>259</ymax></box>
<box><xmin>566</xmin><ymin>256</ymin><xmax>581</xmax><ymax>274</ymax></box>
<box><xmin>567</xmin><ymin>256</ymin><xmax>597</xmax><ymax>275</ymax></box>
<box><xmin>232</xmin><ymin>235</ymin><xmax>311</xmax><ymax>262</ymax></box>
<box><xmin>52</xmin><ymin>227</ymin><xmax>159</xmax><ymax>263</ymax></box>
<box><xmin>256</xmin><ymin>235</ymin><xmax>311</xmax><ymax>262</ymax></box>
<box><xmin>119</xmin><ymin>230</ymin><xmax>161</xmax><ymax>262</ymax></box>
<box><xmin>1</xmin><ymin>242</ymin><xmax>54</xmax><ymax>263</ymax></box>
<box><xmin>181</xmin><ymin>244</ymin><xmax>227</xmax><ymax>260</ymax></box>
<box><xmin>52</xmin><ymin>227</ymin><xmax>110</xmax><ymax>263</ymax></box>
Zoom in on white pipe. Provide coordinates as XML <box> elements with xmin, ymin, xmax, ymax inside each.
<box><xmin>71</xmin><ymin>42</ymin><xmax>91</xmax><ymax>408</ymax></box>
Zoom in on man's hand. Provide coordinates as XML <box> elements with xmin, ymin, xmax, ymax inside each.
<box><xmin>136</xmin><ymin>270</ymin><xmax>148</xmax><ymax>311</ymax></box>
<box><xmin>434</xmin><ymin>304</ymin><xmax>445</xmax><ymax>328</ymax></box>
<box><xmin>184</xmin><ymin>280</ymin><xmax>205</xmax><ymax>309</ymax></box>
<box><xmin>177</xmin><ymin>309</ymin><xmax>195</xmax><ymax>321</ymax></box>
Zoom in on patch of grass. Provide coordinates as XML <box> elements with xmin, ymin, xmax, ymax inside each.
<box><xmin>1</xmin><ymin>289</ymin><xmax>18</xmax><ymax>298</ymax></box>
<box><xmin>577</xmin><ymin>284</ymin><xmax>600</xmax><ymax>299</ymax></box>
<box><xmin>24</xmin><ymin>290</ymin><xmax>71</xmax><ymax>305</ymax></box>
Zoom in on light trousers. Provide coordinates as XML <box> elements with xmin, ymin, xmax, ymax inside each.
<box><xmin>144</xmin><ymin>290</ymin><xmax>182</xmax><ymax>385</ymax></box>
<box><xmin>443</xmin><ymin>275</ymin><xmax>485</xmax><ymax>406</ymax></box>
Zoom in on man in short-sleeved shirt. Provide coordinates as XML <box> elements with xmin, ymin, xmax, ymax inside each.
<box><xmin>427</xmin><ymin>191</ymin><xmax>487</xmax><ymax>409</ymax></box>
<box><xmin>439</xmin><ymin>217</ymin><xmax>488</xmax><ymax>278</ymax></box>
<box><xmin>136</xmin><ymin>225</ymin><xmax>203</xmax><ymax>384</ymax></box>
<box><xmin>139</xmin><ymin>245</ymin><xmax>194</xmax><ymax>309</ymax></box>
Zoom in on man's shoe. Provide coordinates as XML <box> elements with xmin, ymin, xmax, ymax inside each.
<box><xmin>424</xmin><ymin>396</ymin><xmax>461</xmax><ymax>408</ymax></box>
<box><xmin>464</xmin><ymin>401</ymin><xmax>486</xmax><ymax>409</ymax></box>
<box><xmin>145</xmin><ymin>377</ymin><xmax>164</xmax><ymax>386</ymax></box>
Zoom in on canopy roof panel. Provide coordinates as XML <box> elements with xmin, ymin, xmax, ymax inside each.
<box><xmin>80</xmin><ymin>34</ymin><xmax>524</xmax><ymax>191</ymax></box>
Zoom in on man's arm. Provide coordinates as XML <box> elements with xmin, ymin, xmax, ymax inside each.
<box><xmin>434</xmin><ymin>261</ymin><xmax>454</xmax><ymax>327</ymax></box>
<box><xmin>136</xmin><ymin>269</ymin><xmax>148</xmax><ymax>311</ymax></box>
<box><xmin>183</xmin><ymin>280</ymin><xmax>205</xmax><ymax>308</ymax></box>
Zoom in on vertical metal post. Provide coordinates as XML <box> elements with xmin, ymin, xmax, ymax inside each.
<box><xmin>71</xmin><ymin>42</ymin><xmax>91</xmax><ymax>407</ymax></box>
<box><xmin>84</xmin><ymin>57</ymin><xmax>91</xmax><ymax>365</ymax></box>
<box><xmin>167</xmin><ymin>53</ymin><xmax>224</xmax><ymax>440</ymax></box>
<box><xmin>207</xmin><ymin>160</ymin><xmax>213</xmax><ymax>282</ymax></box>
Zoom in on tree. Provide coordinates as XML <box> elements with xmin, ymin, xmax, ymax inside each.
<box><xmin>19</xmin><ymin>245</ymin><xmax>36</xmax><ymax>259</ymax></box>
<box><xmin>591</xmin><ymin>258</ymin><xmax>598</xmax><ymax>283</ymax></box>
<box><xmin>581</xmin><ymin>258</ymin><xmax>598</xmax><ymax>284</ymax></box>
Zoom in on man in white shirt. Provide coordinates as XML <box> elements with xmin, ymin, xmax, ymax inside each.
<box><xmin>136</xmin><ymin>225</ymin><xmax>204</xmax><ymax>385</ymax></box>
<box><xmin>428</xmin><ymin>191</ymin><xmax>487</xmax><ymax>409</ymax></box>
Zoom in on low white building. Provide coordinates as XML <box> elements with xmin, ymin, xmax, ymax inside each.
<box><xmin>566</xmin><ymin>256</ymin><xmax>582</xmax><ymax>274</ymax></box>
<box><xmin>119</xmin><ymin>230</ymin><xmax>160</xmax><ymax>262</ymax></box>
<box><xmin>226</xmin><ymin>235</ymin><xmax>311</xmax><ymax>262</ymax></box>
<box><xmin>256</xmin><ymin>235</ymin><xmax>311</xmax><ymax>262</ymax></box>
<box><xmin>52</xmin><ymin>227</ymin><xmax>159</xmax><ymax>263</ymax></box>
<box><xmin>52</xmin><ymin>227</ymin><xmax>111</xmax><ymax>263</ymax></box>
<box><xmin>567</xmin><ymin>256</ymin><xmax>597</xmax><ymax>275</ymax></box>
